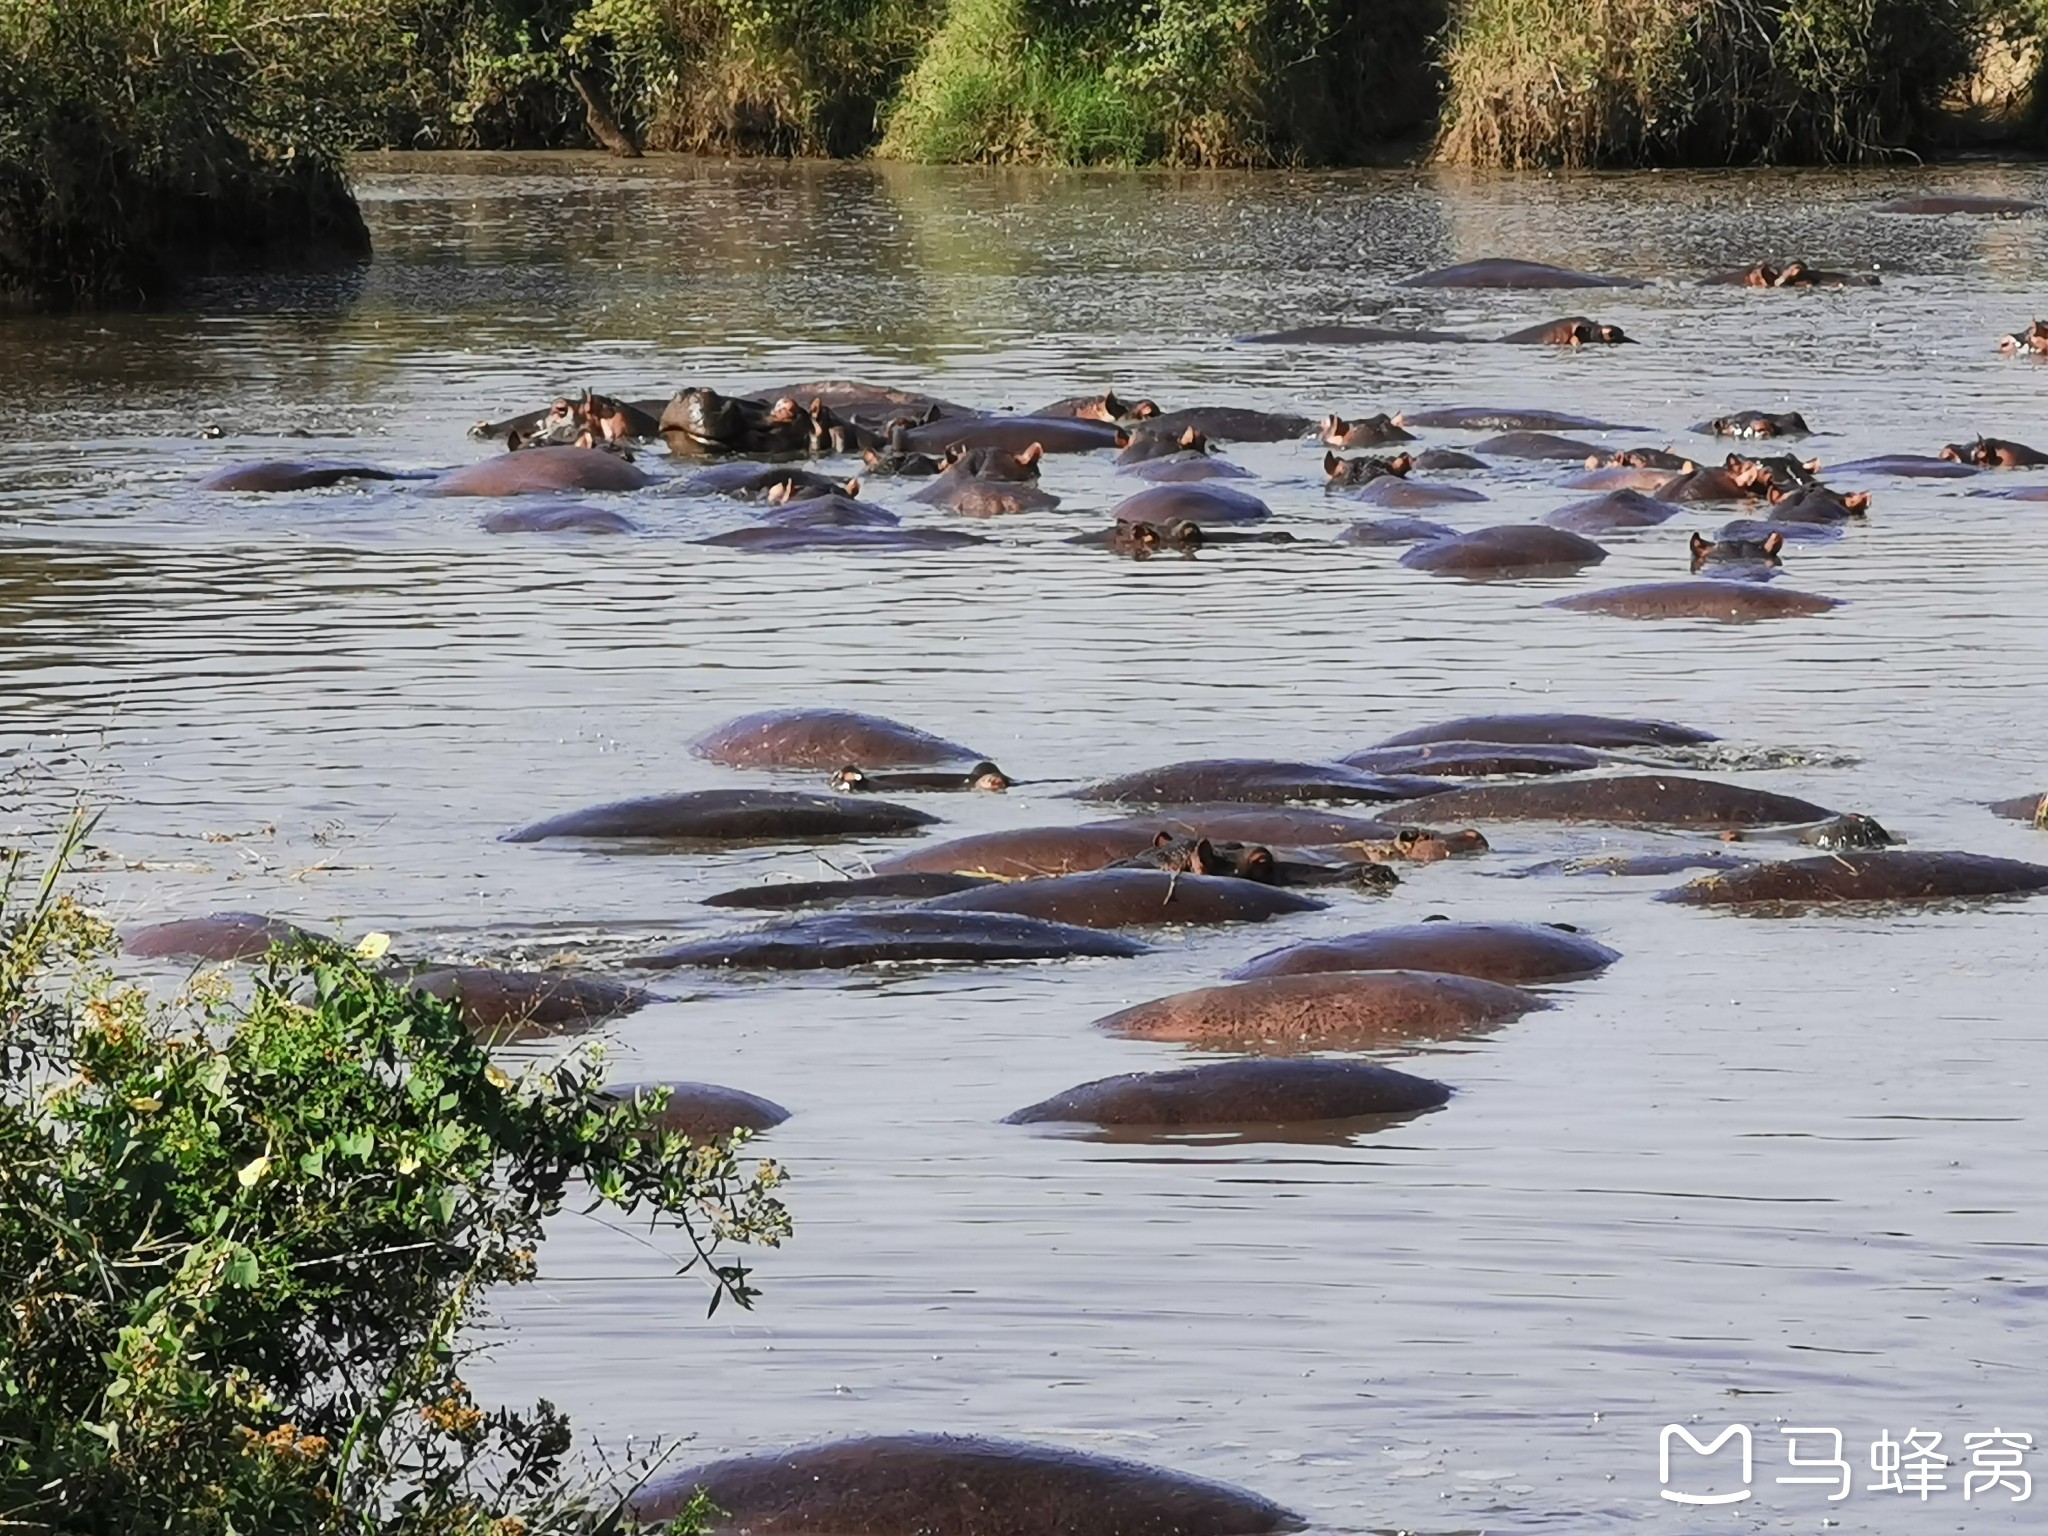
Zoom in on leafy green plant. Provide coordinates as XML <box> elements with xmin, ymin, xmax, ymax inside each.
<box><xmin>0</xmin><ymin>816</ymin><xmax>789</xmax><ymax>1534</ymax></box>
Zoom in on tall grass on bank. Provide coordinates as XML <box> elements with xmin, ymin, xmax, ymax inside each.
<box><xmin>0</xmin><ymin>819</ymin><xmax>790</xmax><ymax>1533</ymax></box>
<box><xmin>878</xmin><ymin>0</ymin><xmax>1444</xmax><ymax>166</ymax></box>
<box><xmin>1434</xmin><ymin>0</ymin><xmax>1990</xmax><ymax>167</ymax></box>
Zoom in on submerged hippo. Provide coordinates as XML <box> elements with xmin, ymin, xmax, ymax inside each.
<box><xmin>405</xmin><ymin>967</ymin><xmax>645</xmax><ymax>1041</ymax></box>
<box><xmin>1990</xmin><ymin>792</ymin><xmax>2048</xmax><ymax>824</ymax></box>
<box><xmin>123</xmin><ymin>911</ymin><xmax>321</xmax><ymax>961</ymax></box>
<box><xmin>1397</xmin><ymin>257</ymin><xmax>1643</xmax><ymax>289</ymax></box>
<box><xmin>1716</xmin><ymin>516</ymin><xmax>1841</xmax><ymax>544</ymax></box>
<box><xmin>1761</xmin><ymin>484</ymin><xmax>1869</xmax><ymax>523</ymax></box>
<box><xmin>1413</xmin><ymin>448</ymin><xmax>1491</xmax><ymax>471</ymax></box>
<box><xmin>1006</xmin><ymin>1058</ymin><xmax>1450</xmax><ymax>1130</ymax></box>
<box><xmin>899</xmin><ymin>415</ymin><xmax>1119</xmax><ymax>455</ymax></box>
<box><xmin>694</xmin><ymin>708</ymin><xmax>987</xmax><ymax>770</ymax></box>
<box><xmin>1324</xmin><ymin>451</ymin><xmax>1414</xmax><ymax>489</ymax></box>
<box><xmin>1940</xmin><ymin>435</ymin><xmax>2048</xmax><ymax>468</ymax></box>
<box><xmin>704</xmin><ymin>871</ymin><xmax>996</xmax><ymax>909</ymax></box>
<box><xmin>1372</xmin><ymin>713</ymin><xmax>1715</xmax><ymax>750</ymax></box>
<box><xmin>1138</xmin><ymin>406</ymin><xmax>1312</xmax><ymax>442</ymax></box>
<box><xmin>1518</xmin><ymin>850</ymin><xmax>1753</xmax><ymax>878</ymax></box>
<box><xmin>1589</xmin><ymin>447</ymin><xmax>1693</xmax><ymax>471</ymax></box>
<box><xmin>1562</xmin><ymin>464</ymin><xmax>1678</xmax><ymax>493</ymax></box>
<box><xmin>1697</xmin><ymin>410</ymin><xmax>1812</xmax><ymax>439</ymax></box>
<box><xmin>874</xmin><ymin>825</ymin><xmax>1167</xmax><ymax>878</ymax></box>
<box><xmin>1828</xmin><ymin>454</ymin><xmax>1974</xmax><ymax>479</ymax></box>
<box><xmin>1340</xmin><ymin>741</ymin><xmax>1611</xmax><ymax>777</ymax></box>
<box><xmin>1127</xmin><ymin>454</ymin><xmax>1256</xmax><ymax>483</ymax></box>
<box><xmin>1545</xmin><ymin>489</ymin><xmax>1681</xmax><ymax>532</ymax></box>
<box><xmin>1348</xmin><ymin>476</ymin><xmax>1487</xmax><ymax>509</ymax></box>
<box><xmin>1470</xmin><ymin>432</ymin><xmax>1606</xmax><ymax>461</ymax></box>
<box><xmin>1078</xmin><ymin>758</ymin><xmax>1449</xmax><ymax>806</ymax></box>
<box><xmin>1653</xmin><ymin>464</ymin><xmax>1750</xmax><ymax>502</ymax></box>
<box><xmin>1999</xmin><ymin>320</ymin><xmax>2048</xmax><ymax>356</ymax></box>
<box><xmin>502</xmin><ymin>789</ymin><xmax>937</xmax><ymax>844</ymax></box>
<box><xmin>695</xmin><ymin>524</ymin><xmax>987</xmax><ymax>552</ymax></box>
<box><xmin>1704</xmin><ymin>259</ymin><xmax>1879</xmax><ymax>287</ymax></box>
<box><xmin>1876</xmin><ymin>193</ymin><xmax>2042</xmax><ymax>215</ymax></box>
<box><xmin>1555</xmin><ymin>579</ymin><xmax>1838</xmax><ymax>621</ymax></box>
<box><xmin>425</xmin><ymin>446</ymin><xmax>651</xmax><ymax>497</ymax></box>
<box><xmin>1238</xmin><ymin>324</ymin><xmax>1475</xmax><ymax>344</ymax></box>
<box><xmin>198</xmin><ymin>461</ymin><xmax>419</xmax><ymax>492</ymax></box>
<box><xmin>924</xmin><ymin>869</ymin><xmax>1325</xmax><ymax>928</ymax></box>
<box><xmin>631</xmin><ymin>1434</ymin><xmax>1304</xmax><ymax>1534</ymax></box>
<box><xmin>1724</xmin><ymin>452</ymin><xmax>1822</xmax><ymax>494</ymax></box>
<box><xmin>833</xmin><ymin>762</ymin><xmax>1011</xmax><ymax>793</ymax></box>
<box><xmin>479</xmin><ymin>502</ymin><xmax>638</xmax><ymax>534</ymax></box>
<box><xmin>1111</xmin><ymin>484</ymin><xmax>1273</xmax><ymax>526</ymax></box>
<box><xmin>682</xmin><ymin>463</ymin><xmax>853</xmax><ymax>500</ymax></box>
<box><xmin>757</xmin><ymin>493</ymin><xmax>898</xmax><ymax>529</ymax></box>
<box><xmin>1689</xmin><ymin>529</ymin><xmax>1784</xmax><ymax>574</ymax></box>
<box><xmin>629</xmin><ymin>909</ymin><xmax>1151</xmax><ymax>969</ymax></box>
<box><xmin>1321</xmin><ymin>412</ymin><xmax>1416</xmax><ymax>447</ymax></box>
<box><xmin>1389</xmin><ymin>773</ymin><xmax>1835</xmax><ymax>829</ymax></box>
<box><xmin>1662</xmin><ymin>850</ymin><xmax>2048</xmax><ymax>907</ymax></box>
<box><xmin>1229</xmin><ymin>920</ymin><xmax>1620</xmax><ymax>985</ymax></box>
<box><xmin>1030</xmin><ymin>390</ymin><xmax>1158</xmax><ymax>423</ymax></box>
<box><xmin>1397</xmin><ymin>407</ymin><xmax>1636</xmax><ymax>432</ymax></box>
<box><xmin>659</xmin><ymin>388</ymin><xmax>827</xmax><ymax>456</ymax></box>
<box><xmin>1339</xmin><ymin>515</ymin><xmax>1460</xmax><ymax>545</ymax></box>
<box><xmin>1097</xmin><ymin>970</ymin><xmax>1548</xmax><ymax>1050</ymax></box>
<box><xmin>604</xmin><ymin>1081</ymin><xmax>790</xmax><ymax>1140</ymax></box>
<box><xmin>1116</xmin><ymin>425</ymin><xmax>1209</xmax><ymax>465</ymax></box>
<box><xmin>1114</xmin><ymin>807</ymin><xmax>1489</xmax><ymax>861</ymax></box>
<box><xmin>1496</xmin><ymin>316</ymin><xmax>1631</xmax><ymax>345</ymax></box>
<box><xmin>915</xmin><ymin>476</ymin><xmax>1061</xmax><ymax>516</ymax></box>
<box><xmin>1401</xmin><ymin>524</ymin><xmax>1606</xmax><ymax>578</ymax></box>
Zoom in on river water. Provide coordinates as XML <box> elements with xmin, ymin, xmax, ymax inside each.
<box><xmin>5</xmin><ymin>152</ymin><xmax>2048</xmax><ymax>1532</ymax></box>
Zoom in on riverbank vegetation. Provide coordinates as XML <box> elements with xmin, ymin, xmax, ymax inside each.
<box><xmin>0</xmin><ymin>817</ymin><xmax>789</xmax><ymax>1534</ymax></box>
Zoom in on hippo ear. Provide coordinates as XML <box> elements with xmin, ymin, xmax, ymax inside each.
<box><xmin>1583</xmin><ymin>454</ymin><xmax>1601</xmax><ymax>468</ymax></box>
<box><xmin>1322</xmin><ymin>414</ymin><xmax>1342</xmax><ymax>436</ymax></box>
<box><xmin>1131</xmin><ymin>400</ymin><xmax>1159</xmax><ymax>419</ymax></box>
<box><xmin>1114</xmin><ymin>427</ymin><xmax>1131</xmax><ymax>448</ymax></box>
<box><xmin>1180</xmin><ymin>426</ymin><xmax>1201</xmax><ymax>449</ymax></box>
<box><xmin>1019</xmin><ymin>443</ymin><xmax>1043</xmax><ymax>467</ymax></box>
<box><xmin>1844</xmin><ymin>492</ymin><xmax>1871</xmax><ymax>513</ymax></box>
<box><xmin>844</xmin><ymin>478</ymin><xmax>861</xmax><ymax>496</ymax></box>
<box><xmin>1763</xmin><ymin>531</ymin><xmax>1784</xmax><ymax>555</ymax></box>
<box><xmin>1152</xmin><ymin>830</ymin><xmax>1174</xmax><ymax>848</ymax></box>
<box><xmin>1390</xmin><ymin>411</ymin><xmax>1408</xmax><ymax>427</ymax></box>
<box><xmin>1390</xmin><ymin>453</ymin><xmax>1413</xmax><ymax>475</ymax></box>
<box><xmin>1681</xmin><ymin>459</ymin><xmax>1698</xmax><ymax>473</ymax></box>
<box><xmin>1689</xmin><ymin>532</ymin><xmax>1708</xmax><ymax>555</ymax></box>
<box><xmin>1765</xmin><ymin>482</ymin><xmax>1786</xmax><ymax>502</ymax></box>
<box><xmin>1103</xmin><ymin>391</ymin><xmax>1125</xmax><ymax>418</ymax></box>
<box><xmin>1324</xmin><ymin>450</ymin><xmax>1341</xmax><ymax>475</ymax></box>
<box><xmin>1803</xmin><ymin>457</ymin><xmax>1820</xmax><ymax>472</ymax></box>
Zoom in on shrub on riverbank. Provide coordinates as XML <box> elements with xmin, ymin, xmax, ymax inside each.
<box><xmin>0</xmin><ymin>819</ymin><xmax>790</xmax><ymax>1534</ymax></box>
<box><xmin>1433</xmin><ymin>0</ymin><xmax>1991</xmax><ymax>167</ymax></box>
<box><xmin>0</xmin><ymin>0</ymin><xmax>371</xmax><ymax>308</ymax></box>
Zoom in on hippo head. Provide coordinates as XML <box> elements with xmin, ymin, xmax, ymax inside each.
<box><xmin>1594</xmin><ymin>323</ymin><xmax>1631</xmax><ymax>344</ymax></box>
<box><xmin>1689</xmin><ymin>529</ymin><xmax>1783</xmax><ymax>571</ymax></box>
<box><xmin>968</xmin><ymin>762</ymin><xmax>1013</xmax><ymax>792</ymax></box>
<box><xmin>1725</xmin><ymin>453</ymin><xmax>1819</xmax><ymax>493</ymax></box>
<box><xmin>831</xmin><ymin>765</ymin><xmax>871</xmax><ymax>791</ymax></box>
<box><xmin>1175</xmin><ymin>426</ymin><xmax>1208</xmax><ymax>454</ymax></box>
<box><xmin>1742</xmin><ymin>262</ymin><xmax>1780</xmax><ymax>287</ymax></box>
<box><xmin>1800</xmin><ymin>813</ymin><xmax>1894</xmax><ymax>851</ymax></box>
<box><xmin>1324</xmin><ymin>450</ymin><xmax>1414</xmax><ymax>487</ymax></box>
<box><xmin>1162</xmin><ymin>519</ymin><xmax>1205</xmax><ymax>549</ymax></box>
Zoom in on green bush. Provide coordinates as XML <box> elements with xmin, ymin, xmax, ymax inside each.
<box><xmin>1435</xmin><ymin>0</ymin><xmax>1992</xmax><ymax>167</ymax></box>
<box><xmin>0</xmin><ymin>818</ymin><xmax>790</xmax><ymax>1534</ymax></box>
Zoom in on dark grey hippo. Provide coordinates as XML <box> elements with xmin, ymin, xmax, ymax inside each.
<box><xmin>604</xmin><ymin>1081</ymin><xmax>790</xmax><ymax>1140</ymax></box>
<box><xmin>122</xmin><ymin>911</ymin><xmax>321</xmax><ymax>961</ymax></box>
<box><xmin>1371</xmin><ymin>713</ymin><xmax>1715</xmax><ymax>750</ymax></box>
<box><xmin>1662</xmin><ymin>850</ymin><xmax>2048</xmax><ymax>907</ymax></box>
<box><xmin>703</xmin><ymin>871</ymin><xmax>999</xmax><ymax>908</ymax></box>
<box><xmin>680</xmin><ymin>463</ymin><xmax>854</xmax><ymax>500</ymax></box>
<box><xmin>1990</xmin><ymin>792</ymin><xmax>2048</xmax><ymax>824</ymax></box>
<box><xmin>199</xmin><ymin>461</ymin><xmax>421</xmax><ymax>492</ymax></box>
<box><xmin>1339</xmin><ymin>516</ymin><xmax>1461</xmax><ymax>546</ymax></box>
<box><xmin>1544</xmin><ymin>489</ymin><xmax>1681</xmax><ymax>532</ymax></box>
<box><xmin>1400</xmin><ymin>525</ymin><xmax>1607</xmax><ymax>577</ymax></box>
<box><xmin>630</xmin><ymin>1433</ymin><xmax>1304</xmax><ymax>1534</ymax></box>
<box><xmin>627</xmin><ymin>910</ymin><xmax>1151</xmax><ymax>969</ymax></box>
<box><xmin>1347</xmin><ymin>477</ymin><xmax>1488</xmax><ymax>509</ymax></box>
<box><xmin>695</xmin><ymin>525</ymin><xmax>988</xmax><ymax>551</ymax></box>
<box><xmin>425</xmin><ymin>446</ymin><xmax>651</xmax><ymax>497</ymax></box>
<box><xmin>1097</xmin><ymin>971</ymin><xmax>1548</xmax><ymax>1051</ymax></box>
<box><xmin>479</xmin><ymin>501</ymin><xmax>639</xmax><ymax>534</ymax></box>
<box><xmin>1828</xmin><ymin>454</ymin><xmax>1976</xmax><ymax>479</ymax></box>
<box><xmin>1111</xmin><ymin>484</ymin><xmax>1273</xmax><ymax>526</ymax></box>
<box><xmin>1397</xmin><ymin>407</ymin><xmax>1637</xmax><ymax>432</ymax></box>
<box><xmin>1412</xmin><ymin>448</ymin><xmax>1491</xmax><ymax>470</ymax></box>
<box><xmin>1396</xmin><ymin>257</ymin><xmax>1643</xmax><ymax>288</ymax></box>
<box><xmin>1340</xmin><ymin>741</ymin><xmax>1612</xmax><ymax>777</ymax></box>
<box><xmin>1006</xmin><ymin>1058</ymin><xmax>1451</xmax><ymax>1130</ymax></box>
<box><xmin>1077</xmin><ymin>759</ymin><xmax>1451</xmax><ymax>806</ymax></box>
<box><xmin>923</xmin><ymin>869</ymin><xmax>1326</xmax><ymax>928</ymax></box>
<box><xmin>1138</xmin><ymin>406</ymin><xmax>1313</xmax><ymax>442</ymax></box>
<box><xmin>404</xmin><ymin>967</ymin><xmax>646</xmax><ymax>1041</ymax></box>
<box><xmin>1127</xmin><ymin>455</ymin><xmax>1256</xmax><ymax>483</ymax></box>
<box><xmin>1112</xmin><ymin>806</ymin><xmax>1492</xmax><ymax>860</ymax></box>
<box><xmin>1387</xmin><ymin>773</ymin><xmax>1836</xmax><ymax>829</ymax></box>
<box><xmin>1229</xmin><ymin>920</ymin><xmax>1619</xmax><ymax>985</ymax></box>
<box><xmin>502</xmin><ymin>789</ymin><xmax>938</xmax><ymax>843</ymax></box>
<box><xmin>1875</xmin><ymin>193</ymin><xmax>2042</xmax><ymax>215</ymax></box>
<box><xmin>694</xmin><ymin>708</ymin><xmax>987</xmax><ymax>769</ymax></box>
<box><xmin>1550</xmin><ymin>580</ymin><xmax>1840</xmax><ymax>621</ymax></box>
<box><xmin>1470</xmin><ymin>432</ymin><xmax>1607</xmax><ymax>460</ymax></box>
<box><xmin>1238</xmin><ymin>324</ymin><xmax>1475</xmax><ymax>344</ymax></box>
<box><xmin>898</xmin><ymin>415</ymin><xmax>1120</xmax><ymax>455</ymax></box>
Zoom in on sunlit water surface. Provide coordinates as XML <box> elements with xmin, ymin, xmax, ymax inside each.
<box><xmin>5</xmin><ymin>153</ymin><xmax>2048</xmax><ymax>1533</ymax></box>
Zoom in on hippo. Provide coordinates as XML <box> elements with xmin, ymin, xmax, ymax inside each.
<box><xmin>1229</xmin><ymin>920</ymin><xmax>1620</xmax><ymax>985</ymax></box>
<box><xmin>1127</xmin><ymin>455</ymin><xmax>1256</xmax><ymax>483</ymax></box>
<box><xmin>1703</xmin><ymin>259</ymin><xmax>1879</xmax><ymax>287</ymax></box>
<box><xmin>1991</xmin><ymin>792</ymin><xmax>2048</xmax><ymax>824</ymax></box>
<box><xmin>604</xmin><ymin>1081</ymin><xmax>790</xmax><ymax>1141</ymax></box>
<box><xmin>1662</xmin><ymin>850</ymin><xmax>2048</xmax><ymax>907</ymax></box>
<box><xmin>1697</xmin><ymin>410</ymin><xmax>1811</xmax><ymax>439</ymax></box>
<box><xmin>862</xmin><ymin>443</ymin><xmax>944</xmax><ymax>477</ymax></box>
<box><xmin>1389</xmin><ymin>773</ymin><xmax>1835</xmax><ymax>828</ymax></box>
<box><xmin>1791</xmin><ymin>812</ymin><xmax>1897</xmax><ymax>851</ymax></box>
<box><xmin>1136</xmin><ymin>406</ymin><xmax>1312</xmax><ymax>442</ymax></box>
<box><xmin>470</xmin><ymin>392</ymin><xmax>671</xmax><ymax>444</ymax></box>
<box><xmin>1562</xmin><ymin>465</ymin><xmax>1677</xmax><ymax>492</ymax></box>
<box><xmin>1339</xmin><ymin>515</ymin><xmax>1460</xmax><ymax>545</ymax></box>
<box><xmin>1690</xmin><ymin>529</ymin><xmax>1784</xmax><ymax>575</ymax></box>
<box><xmin>1587</xmin><ymin>447</ymin><xmax>1692</xmax><ymax>471</ymax></box>
<box><xmin>1116</xmin><ymin>425</ymin><xmax>1209</xmax><ymax>465</ymax></box>
<box><xmin>1518</xmin><ymin>850</ymin><xmax>1753</xmax><ymax>878</ymax></box>
<box><xmin>659</xmin><ymin>388</ymin><xmax>818</xmax><ymax>456</ymax></box>
<box><xmin>1653</xmin><ymin>464</ymin><xmax>1749</xmax><ymax>502</ymax></box>
<box><xmin>1006</xmin><ymin>1058</ymin><xmax>1450</xmax><ymax>1131</ymax></box>
<box><xmin>404</xmin><ymin>967</ymin><xmax>646</xmax><ymax>1042</ymax></box>
<box><xmin>1031</xmin><ymin>390</ymin><xmax>1158</xmax><ymax>423</ymax></box>
<box><xmin>681</xmin><ymin>463</ymin><xmax>852</xmax><ymax>500</ymax></box>
<box><xmin>898</xmin><ymin>415</ymin><xmax>1119</xmax><ymax>455</ymax></box>
<box><xmin>705</xmin><ymin>871</ymin><xmax>999</xmax><ymax>910</ymax></box>
<box><xmin>1828</xmin><ymin>454</ymin><xmax>1975</xmax><ymax>479</ymax></box>
<box><xmin>1545</xmin><ymin>488</ymin><xmax>1681</xmax><ymax>532</ymax></box>
<box><xmin>1551</xmin><ymin>580</ymin><xmax>1840</xmax><ymax>621</ymax></box>
<box><xmin>1876</xmin><ymin>194</ymin><xmax>2042</xmax><ymax>215</ymax></box>
<box><xmin>1341</xmin><ymin>482</ymin><xmax>1481</xmax><ymax>513</ymax></box>
<box><xmin>1113</xmin><ymin>807</ymin><xmax>1489</xmax><ymax>862</ymax></box>
<box><xmin>744</xmin><ymin>379</ymin><xmax>969</xmax><ymax>421</ymax></box>
<box><xmin>1077</xmin><ymin>759</ymin><xmax>1450</xmax><ymax>806</ymax></box>
<box><xmin>759</xmin><ymin>493</ymin><xmax>899</xmax><ymax>529</ymax></box>
<box><xmin>1762</xmin><ymin>484</ymin><xmax>1868</xmax><ymax>524</ymax></box>
<box><xmin>1972</xmin><ymin>484</ymin><xmax>2048</xmax><ymax>502</ymax></box>
<box><xmin>1340</xmin><ymin>741</ymin><xmax>1611</xmax><ymax>777</ymax></box>
<box><xmin>694</xmin><ymin>709</ymin><xmax>986</xmax><ymax>770</ymax></box>
<box><xmin>1470</xmin><ymin>432</ymin><xmax>1606</xmax><ymax>460</ymax></box>
<box><xmin>630</xmin><ymin>1434</ymin><xmax>1304</xmax><ymax>1535</ymax></box>
<box><xmin>1724</xmin><ymin>452</ymin><xmax>1822</xmax><ymax>494</ymax></box>
<box><xmin>1413</xmin><ymin>448</ymin><xmax>1490</xmax><ymax>471</ymax></box>
<box><xmin>936</xmin><ymin>444</ymin><xmax>1043</xmax><ymax>482</ymax></box>
<box><xmin>1715</xmin><ymin>516</ymin><xmax>1842</xmax><ymax>544</ymax></box>
<box><xmin>1096</xmin><ymin>970</ymin><xmax>1548</xmax><ymax>1051</ymax></box>
<box><xmin>833</xmin><ymin>762</ymin><xmax>1011</xmax><ymax>793</ymax></box>
<box><xmin>914</xmin><ymin>477</ymin><xmax>1061</xmax><ymax>516</ymax></box>
<box><xmin>1497</xmin><ymin>316</ymin><xmax>1631</xmax><ymax>345</ymax></box>
<box><xmin>1324</xmin><ymin>451</ymin><xmax>1415</xmax><ymax>488</ymax></box>
<box><xmin>923</xmin><ymin>869</ymin><xmax>1325</xmax><ymax>928</ymax></box>
<box><xmin>198</xmin><ymin>461</ymin><xmax>421</xmax><ymax>492</ymax></box>
<box><xmin>1111</xmin><ymin>484</ymin><xmax>1272</xmax><ymax>526</ymax></box>
<box><xmin>628</xmin><ymin>910</ymin><xmax>1151</xmax><ymax>970</ymax></box>
<box><xmin>1322</xmin><ymin>413</ymin><xmax>1416</xmax><ymax>448</ymax></box>
<box><xmin>1940</xmin><ymin>436</ymin><xmax>2048</xmax><ymax>468</ymax></box>
<box><xmin>1372</xmin><ymin>713</ymin><xmax>1715</xmax><ymax>750</ymax></box>
<box><xmin>1072</xmin><ymin>519</ymin><xmax>1295</xmax><ymax>557</ymax></box>
<box><xmin>123</xmin><ymin>911</ymin><xmax>321</xmax><ymax>961</ymax></box>
<box><xmin>1999</xmin><ymin>320</ymin><xmax>2048</xmax><ymax>356</ymax></box>
<box><xmin>502</xmin><ymin>789</ymin><xmax>938</xmax><ymax>844</ymax></box>
<box><xmin>425</xmin><ymin>446</ymin><xmax>652</xmax><ymax>497</ymax></box>
<box><xmin>1396</xmin><ymin>407</ymin><xmax>1637</xmax><ymax>432</ymax></box>
<box><xmin>1400</xmin><ymin>525</ymin><xmax>1607</xmax><ymax>578</ymax></box>
<box><xmin>1112</xmin><ymin>832</ymin><xmax>1277</xmax><ymax>880</ymax></box>
<box><xmin>1237</xmin><ymin>324</ymin><xmax>1475</xmax><ymax>344</ymax></box>
<box><xmin>1396</xmin><ymin>257</ymin><xmax>1643</xmax><ymax>289</ymax></box>
<box><xmin>479</xmin><ymin>502</ymin><xmax>639</xmax><ymax>534</ymax></box>
<box><xmin>696</xmin><ymin>525</ymin><xmax>989</xmax><ymax>552</ymax></box>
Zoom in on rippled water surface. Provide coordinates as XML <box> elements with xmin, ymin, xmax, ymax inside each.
<box><xmin>8</xmin><ymin>153</ymin><xmax>2048</xmax><ymax>1533</ymax></box>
